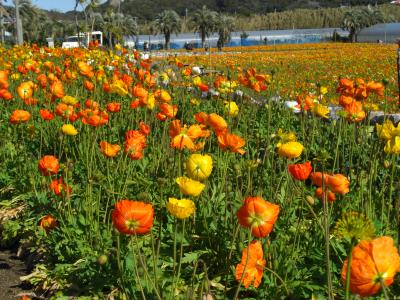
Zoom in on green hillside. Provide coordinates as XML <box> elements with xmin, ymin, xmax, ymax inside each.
<box><xmin>103</xmin><ymin>0</ymin><xmax>390</xmax><ymax>21</ymax></box>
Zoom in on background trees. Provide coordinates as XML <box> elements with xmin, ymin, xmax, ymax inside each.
<box><xmin>189</xmin><ymin>5</ymin><xmax>217</xmax><ymax>48</ymax></box>
<box><xmin>215</xmin><ymin>13</ymin><xmax>235</xmax><ymax>49</ymax></box>
<box><xmin>152</xmin><ymin>10</ymin><xmax>181</xmax><ymax>50</ymax></box>
<box><xmin>342</xmin><ymin>6</ymin><xmax>387</xmax><ymax>42</ymax></box>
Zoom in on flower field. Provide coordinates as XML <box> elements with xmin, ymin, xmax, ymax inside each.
<box><xmin>0</xmin><ymin>42</ymin><xmax>399</xmax><ymax>300</ymax></box>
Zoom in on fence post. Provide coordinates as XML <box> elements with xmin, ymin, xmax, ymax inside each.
<box><xmin>397</xmin><ymin>41</ymin><xmax>400</xmax><ymax>108</ymax></box>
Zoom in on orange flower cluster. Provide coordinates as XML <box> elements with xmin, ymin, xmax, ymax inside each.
<box><xmin>337</xmin><ymin>78</ymin><xmax>384</xmax><ymax>122</ymax></box>
<box><xmin>195</xmin><ymin>112</ymin><xmax>245</xmax><ymax>154</ymax></box>
<box><xmin>311</xmin><ymin>172</ymin><xmax>350</xmax><ymax>202</ymax></box>
<box><xmin>237</xmin><ymin>67</ymin><xmax>270</xmax><ymax>92</ymax></box>
<box><xmin>124</xmin><ymin>123</ymin><xmax>150</xmax><ymax>160</ymax></box>
<box><xmin>169</xmin><ymin>119</ymin><xmax>208</xmax><ymax>151</ymax></box>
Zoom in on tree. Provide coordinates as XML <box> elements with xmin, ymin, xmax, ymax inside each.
<box><xmin>152</xmin><ymin>10</ymin><xmax>181</xmax><ymax>50</ymax></box>
<box><xmin>189</xmin><ymin>5</ymin><xmax>217</xmax><ymax>48</ymax></box>
<box><xmin>342</xmin><ymin>6</ymin><xmax>386</xmax><ymax>42</ymax></box>
<box><xmin>215</xmin><ymin>13</ymin><xmax>235</xmax><ymax>50</ymax></box>
<box><xmin>100</xmin><ymin>9</ymin><xmax>137</xmax><ymax>48</ymax></box>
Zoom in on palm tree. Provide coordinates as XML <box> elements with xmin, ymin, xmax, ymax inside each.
<box><xmin>342</xmin><ymin>7</ymin><xmax>386</xmax><ymax>42</ymax></box>
<box><xmin>215</xmin><ymin>13</ymin><xmax>235</xmax><ymax>50</ymax></box>
<box><xmin>152</xmin><ymin>10</ymin><xmax>181</xmax><ymax>50</ymax></box>
<box><xmin>100</xmin><ymin>9</ymin><xmax>136</xmax><ymax>48</ymax></box>
<box><xmin>189</xmin><ymin>6</ymin><xmax>217</xmax><ymax>48</ymax></box>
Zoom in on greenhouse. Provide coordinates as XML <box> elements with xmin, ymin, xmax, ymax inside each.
<box><xmin>129</xmin><ymin>28</ymin><xmax>349</xmax><ymax>50</ymax></box>
<box><xmin>358</xmin><ymin>22</ymin><xmax>400</xmax><ymax>43</ymax></box>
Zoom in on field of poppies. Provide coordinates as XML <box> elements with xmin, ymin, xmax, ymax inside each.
<box><xmin>0</xmin><ymin>42</ymin><xmax>399</xmax><ymax>300</ymax></box>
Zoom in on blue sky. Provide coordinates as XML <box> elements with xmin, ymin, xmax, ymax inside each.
<box><xmin>31</xmin><ymin>0</ymin><xmax>106</xmax><ymax>12</ymax></box>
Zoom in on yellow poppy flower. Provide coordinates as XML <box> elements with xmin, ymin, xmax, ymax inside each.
<box><xmin>110</xmin><ymin>80</ymin><xmax>128</xmax><ymax>96</ymax></box>
<box><xmin>61</xmin><ymin>124</ymin><xmax>78</xmax><ymax>136</ymax></box>
<box><xmin>384</xmin><ymin>136</ymin><xmax>400</xmax><ymax>154</ymax></box>
<box><xmin>166</xmin><ymin>198</ymin><xmax>195</xmax><ymax>219</ymax></box>
<box><xmin>312</xmin><ymin>103</ymin><xmax>329</xmax><ymax>119</ymax></box>
<box><xmin>176</xmin><ymin>176</ymin><xmax>205</xmax><ymax>197</ymax></box>
<box><xmin>62</xmin><ymin>95</ymin><xmax>78</xmax><ymax>105</ymax></box>
<box><xmin>224</xmin><ymin>101</ymin><xmax>239</xmax><ymax>117</ymax></box>
<box><xmin>277</xmin><ymin>141</ymin><xmax>304</xmax><ymax>159</ymax></box>
<box><xmin>376</xmin><ymin>119</ymin><xmax>400</xmax><ymax>141</ymax></box>
<box><xmin>320</xmin><ymin>86</ymin><xmax>328</xmax><ymax>95</ymax></box>
<box><xmin>185</xmin><ymin>154</ymin><xmax>213</xmax><ymax>181</ymax></box>
<box><xmin>146</xmin><ymin>93</ymin><xmax>156</xmax><ymax>110</ymax></box>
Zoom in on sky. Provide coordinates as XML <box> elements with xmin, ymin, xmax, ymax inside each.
<box><xmin>31</xmin><ymin>0</ymin><xmax>107</xmax><ymax>12</ymax></box>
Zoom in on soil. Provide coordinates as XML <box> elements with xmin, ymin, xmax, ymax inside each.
<box><xmin>0</xmin><ymin>249</ymin><xmax>32</xmax><ymax>300</ymax></box>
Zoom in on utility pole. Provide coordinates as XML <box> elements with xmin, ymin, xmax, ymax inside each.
<box><xmin>15</xmin><ymin>0</ymin><xmax>23</xmax><ymax>45</ymax></box>
<box><xmin>0</xmin><ymin>0</ymin><xmax>4</xmax><ymax>43</ymax></box>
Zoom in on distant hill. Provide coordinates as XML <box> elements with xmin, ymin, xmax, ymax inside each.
<box><xmin>98</xmin><ymin>0</ymin><xmax>390</xmax><ymax>21</ymax></box>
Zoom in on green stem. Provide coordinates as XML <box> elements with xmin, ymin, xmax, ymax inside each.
<box><xmin>233</xmin><ymin>230</ymin><xmax>253</xmax><ymax>300</ymax></box>
<box><xmin>345</xmin><ymin>238</ymin><xmax>356</xmax><ymax>300</ymax></box>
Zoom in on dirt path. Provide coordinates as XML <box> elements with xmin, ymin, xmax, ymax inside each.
<box><xmin>0</xmin><ymin>249</ymin><xmax>32</xmax><ymax>299</ymax></box>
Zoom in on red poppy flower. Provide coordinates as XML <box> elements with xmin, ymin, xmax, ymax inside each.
<box><xmin>288</xmin><ymin>161</ymin><xmax>312</xmax><ymax>181</ymax></box>
<box><xmin>40</xmin><ymin>109</ymin><xmax>55</xmax><ymax>121</ymax></box>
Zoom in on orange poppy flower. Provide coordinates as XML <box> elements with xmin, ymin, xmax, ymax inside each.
<box><xmin>49</xmin><ymin>177</ymin><xmax>71</xmax><ymax>196</ymax></box>
<box><xmin>296</xmin><ymin>94</ymin><xmax>314</xmax><ymax>111</ymax></box>
<box><xmin>315</xmin><ymin>187</ymin><xmax>336</xmax><ymax>203</ymax></box>
<box><xmin>0</xmin><ymin>70</ymin><xmax>9</xmax><ymax>89</ymax></box>
<box><xmin>77</xmin><ymin>61</ymin><xmax>94</xmax><ymax>77</ymax></box>
<box><xmin>84</xmin><ymin>99</ymin><xmax>100</xmax><ymax>109</ymax></box>
<box><xmin>288</xmin><ymin>161</ymin><xmax>312</xmax><ymax>181</ymax></box>
<box><xmin>112</xmin><ymin>200</ymin><xmax>154</xmax><ymax>235</ymax></box>
<box><xmin>130</xmin><ymin>99</ymin><xmax>140</xmax><ymax>109</ymax></box>
<box><xmin>17</xmin><ymin>81</ymin><xmax>34</xmax><ymax>99</ymax></box>
<box><xmin>310</xmin><ymin>172</ymin><xmax>329</xmax><ymax>187</ymax></box>
<box><xmin>341</xmin><ymin>236</ymin><xmax>400</xmax><ymax>297</ymax></box>
<box><xmin>367</xmin><ymin>81</ymin><xmax>384</xmax><ymax>97</ymax></box>
<box><xmin>156</xmin><ymin>103</ymin><xmax>178</xmax><ymax>121</ymax></box>
<box><xmin>345</xmin><ymin>101</ymin><xmax>366</xmax><ymax>123</ymax></box>
<box><xmin>154</xmin><ymin>89</ymin><xmax>172</xmax><ymax>102</ymax></box>
<box><xmin>216</xmin><ymin>130</ymin><xmax>246</xmax><ymax>155</ymax></box>
<box><xmin>99</xmin><ymin>141</ymin><xmax>121</xmax><ymax>158</ymax></box>
<box><xmin>336</xmin><ymin>78</ymin><xmax>354</xmax><ymax>95</ymax></box>
<box><xmin>9</xmin><ymin>110</ymin><xmax>31</xmax><ymax>124</ymax></box>
<box><xmin>39</xmin><ymin>215</ymin><xmax>58</xmax><ymax>233</ymax></box>
<box><xmin>38</xmin><ymin>155</ymin><xmax>59</xmax><ymax>176</ymax></box>
<box><xmin>40</xmin><ymin>109</ymin><xmax>55</xmax><ymax>121</ymax></box>
<box><xmin>106</xmin><ymin>102</ymin><xmax>121</xmax><ymax>113</ymax></box>
<box><xmin>37</xmin><ymin>74</ymin><xmax>48</xmax><ymax>88</ymax></box>
<box><xmin>84</xmin><ymin>80</ymin><xmax>95</xmax><ymax>91</ymax></box>
<box><xmin>339</xmin><ymin>95</ymin><xmax>354</xmax><ymax>108</ymax></box>
<box><xmin>0</xmin><ymin>88</ymin><xmax>12</xmax><ymax>100</ymax></box>
<box><xmin>43</xmin><ymin>61</ymin><xmax>53</xmax><ymax>70</ymax></box>
<box><xmin>80</xmin><ymin>109</ymin><xmax>109</xmax><ymax>127</ymax></box>
<box><xmin>50</xmin><ymin>80</ymin><xmax>64</xmax><ymax>99</ymax></box>
<box><xmin>124</xmin><ymin>130</ymin><xmax>146</xmax><ymax>160</ymax></box>
<box><xmin>169</xmin><ymin>120</ymin><xmax>204</xmax><ymax>151</ymax></box>
<box><xmin>327</xmin><ymin>174</ymin><xmax>350</xmax><ymax>195</ymax></box>
<box><xmin>237</xmin><ymin>196</ymin><xmax>280</xmax><ymax>238</ymax></box>
<box><xmin>55</xmin><ymin>103</ymin><xmax>75</xmax><ymax>119</ymax></box>
<box><xmin>235</xmin><ymin>240</ymin><xmax>266</xmax><ymax>288</ymax></box>
<box><xmin>132</xmin><ymin>85</ymin><xmax>148</xmax><ymax>100</ymax></box>
<box><xmin>207</xmin><ymin>113</ymin><xmax>228</xmax><ymax>133</ymax></box>
<box><xmin>139</xmin><ymin>122</ymin><xmax>150</xmax><ymax>136</ymax></box>
<box><xmin>197</xmin><ymin>82</ymin><xmax>209</xmax><ymax>92</ymax></box>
